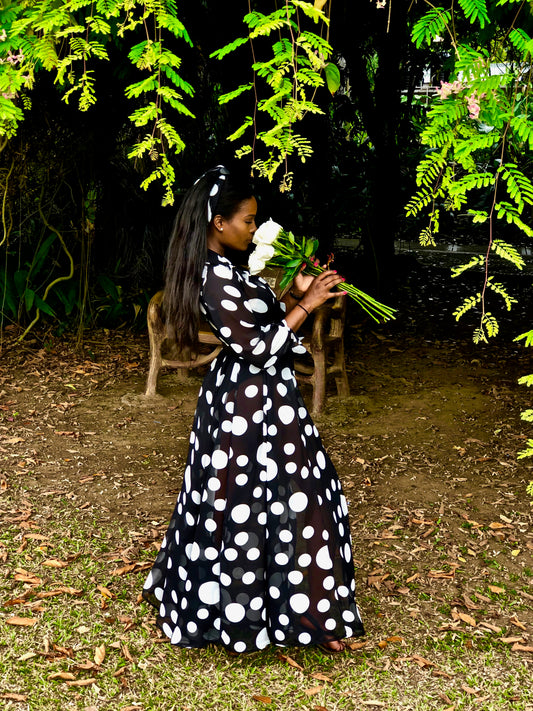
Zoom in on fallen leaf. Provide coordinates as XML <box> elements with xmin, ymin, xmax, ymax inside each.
<box><xmin>252</xmin><ymin>695</ymin><xmax>272</xmax><ymax>704</ymax></box>
<box><xmin>347</xmin><ymin>641</ymin><xmax>367</xmax><ymax>650</ymax></box>
<box><xmin>96</xmin><ymin>585</ymin><xmax>115</xmax><ymax>599</ymax></box>
<box><xmin>502</xmin><ymin>636</ymin><xmax>525</xmax><ymax>644</ymax></box>
<box><xmin>6</xmin><ymin>616</ymin><xmax>37</xmax><ymax>627</ymax></box>
<box><xmin>66</xmin><ymin>678</ymin><xmax>97</xmax><ymax>687</ymax></box>
<box><xmin>511</xmin><ymin>643</ymin><xmax>533</xmax><ymax>653</ymax></box>
<box><xmin>0</xmin><ymin>693</ymin><xmax>28</xmax><ymax>701</ymax></box>
<box><xmin>94</xmin><ymin>644</ymin><xmax>106</xmax><ymax>666</ymax></box>
<box><xmin>461</xmin><ymin>684</ymin><xmax>479</xmax><ymax>695</ymax></box>
<box><xmin>48</xmin><ymin>672</ymin><xmax>76</xmax><ymax>681</ymax></box>
<box><xmin>42</xmin><ymin>559</ymin><xmax>68</xmax><ymax>568</ymax></box>
<box><xmin>478</xmin><ymin>622</ymin><xmax>501</xmax><ymax>633</ymax></box>
<box><xmin>310</xmin><ymin>672</ymin><xmax>333</xmax><ymax>683</ymax></box>
<box><xmin>304</xmin><ymin>686</ymin><xmax>323</xmax><ymax>696</ymax></box>
<box><xmin>77</xmin><ymin>625</ymin><xmax>91</xmax><ymax>634</ymax></box>
<box><xmin>457</xmin><ymin>612</ymin><xmax>477</xmax><ymax>627</ymax></box>
<box><xmin>18</xmin><ymin>652</ymin><xmax>37</xmax><ymax>661</ymax></box>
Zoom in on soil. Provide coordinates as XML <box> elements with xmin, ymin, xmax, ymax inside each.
<box><xmin>1</xmin><ymin>259</ymin><xmax>533</xmax><ymax>637</ymax></box>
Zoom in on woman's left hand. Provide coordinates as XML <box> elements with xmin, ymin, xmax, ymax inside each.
<box><xmin>292</xmin><ymin>270</ymin><xmax>314</xmax><ymax>296</ymax></box>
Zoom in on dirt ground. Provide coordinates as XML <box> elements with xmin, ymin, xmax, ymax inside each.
<box><xmin>1</xmin><ymin>260</ymin><xmax>533</xmax><ymax>654</ymax></box>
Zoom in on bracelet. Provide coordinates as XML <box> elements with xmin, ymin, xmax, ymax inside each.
<box><xmin>296</xmin><ymin>303</ymin><xmax>310</xmax><ymax>316</ymax></box>
<box><xmin>289</xmin><ymin>289</ymin><xmax>303</xmax><ymax>300</ymax></box>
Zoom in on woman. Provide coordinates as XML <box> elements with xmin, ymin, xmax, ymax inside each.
<box><xmin>143</xmin><ymin>166</ymin><xmax>365</xmax><ymax>653</ymax></box>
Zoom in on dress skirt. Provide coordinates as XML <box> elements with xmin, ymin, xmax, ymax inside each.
<box><xmin>143</xmin><ymin>250</ymin><xmax>364</xmax><ymax>652</ymax></box>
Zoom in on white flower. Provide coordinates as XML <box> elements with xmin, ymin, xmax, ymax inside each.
<box><xmin>253</xmin><ymin>218</ymin><xmax>283</xmax><ymax>247</ymax></box>
<box><xmin>248</xmin><ymin>243</ymin><xmax>275</xmax><ymax>275</ymax></box>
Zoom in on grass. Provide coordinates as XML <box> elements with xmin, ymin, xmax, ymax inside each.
<box><xmin>1</xmin><ymin>486</ymin><xmax>532</xmax><ymax>711</ymax></box>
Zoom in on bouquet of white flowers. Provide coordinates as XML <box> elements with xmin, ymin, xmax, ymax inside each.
<box><xmin>248</xmin><ymin>219</ymin><xmax>396</xmax><ymax>323</ymax></box>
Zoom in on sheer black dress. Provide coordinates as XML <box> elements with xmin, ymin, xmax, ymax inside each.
<box><xmin>143</xmin><ymin>250</ymin><xmax>365</xmax><ymax>652</ymax></box>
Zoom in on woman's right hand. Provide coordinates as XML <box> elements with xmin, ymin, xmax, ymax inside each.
<box><xmin>299</xmin><ymin>270</ymin><xmax>346</xmax><ymax>313</ymax></box>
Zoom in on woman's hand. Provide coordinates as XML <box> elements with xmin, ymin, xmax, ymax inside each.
<box><xmin>299</xmin><ymin>270</ymin><xmax>345</xmax><ymax>313</ymax></box>
<box><xmin>292</xmin><ymin>270</ymin><xmax>315</xmax><ymax>296</ymax></box>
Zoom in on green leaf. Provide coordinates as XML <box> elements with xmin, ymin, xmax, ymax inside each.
<box><xmin>324</xmin><ymin>62</ymin><xmax>340</xmax><ymax>94</ymax></box>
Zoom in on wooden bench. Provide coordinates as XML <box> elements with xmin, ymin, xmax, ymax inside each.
<box><xmin>144</xmin><ymin>276</ymin><xmax>349</xmax><ymax>415</ymax></box>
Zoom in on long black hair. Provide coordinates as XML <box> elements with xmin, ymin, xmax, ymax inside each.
<box><xmin>163</xmin><ymin>167</ymin><xmax>254</xmax><ymax>352</ymax></box>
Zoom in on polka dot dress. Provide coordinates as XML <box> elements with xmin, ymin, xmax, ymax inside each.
<box><xmin>143</xmin><ymin>250</ymin><xmax>364</xmax><ymax>651</ymax></box>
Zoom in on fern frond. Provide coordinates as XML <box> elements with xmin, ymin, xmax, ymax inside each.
<box><xmin>451</xmin><ymin>254</ymin><xmax>485</xmax><ymax>277</ymax></box>
<box><xmin>520</xmin><ymin>410</ymin><xmax>533</xmax><ymax>422</ymax></box>
<box><xmin>486</xmin><ymin>276</ymin><xmax>518</xmax><ymax>310</ymax></box>
<box><xmin>457</xmin><ymin>0</ymin><xmax>489</xmax><ymax>28</ymax></box>
<box><xmin>510</xmin><ymin>115</ymin><xmax>533</xmax><ymax>151</ymax></box>
<box><xmin>482</xmin><ymin>312</ymin><xmax>499</xmax><ymax>338</ymax></box>
<box><xmin>454</xmin><ymin>293</ymin><xmax>482</xmax><ymax>320</ymax></box>
<box><xmin>498</xmin><ymin>163</ymin><xmax>533</xmax><ymax>210</ymax></box>
<box><xmin>210</xmin><ymin>36</ymin><xmax>249</xmax><ymax>61</ymax></box>
<box><xmin>156</xmin><ymin>118</ymin><xmax>185</xmax><ymax>152</ymax></box>
<box><xmin>218</xmin><ymin>83</ymin><xmax>254</xmax><ymax>105</ymax></box>
<box><xmin>124</xmin><ymin>76</ymin><xmax>158</xmax><ymax>99</ymax></box>
<box><xmin>405</xmin><ymin>188</ymin><xmax>434</xmax><ymax>217</ymax></box>
<box><xmin>518</xmin><ymin>444</ymin><xmax>533</xmax><ymax>461</ymax></box>
<box><xmin>418</xmin><ymin>226</ymin><xmax>436</xmax><ymax>247</ymax></box>
<box><xmin>415</xmin><ymin>152</ymin><xmax>447</xmax><ymax>188</ymax></box>
<box><xmin>129</xmin><ymin>102</ymin><xmax>159</xmax><ymax>127</ymax></box>
<box><xmin>495</xmin><ymin>201</ymin><xmax>533</xmax><ymax>236</ymax></box>
<box><xmin>291</xmin><ymin>0</ymin><xmax>329</xmax><ymax>25</ymax></box>
<box><xmin>490</xmin><ymin>239</ymin><xmax>525</xmax><ymax>270</ymax></box>
<box><xmin>412</xmin><ymin>8</ymin><xmax>452</xmax><ymax>48</ymax></box>
<box><xmin>473</xmin><ymin>327</ymin><xmax>488</xmax><ymax>343</ymax></box>
<box><xmin>514</xmin><ymin>330</ymin><xmax>533</xmax><ymax>347</ymax></box>
<box><xmin>227</xmin><ymin>117</ymin><xmax>254</xmax><ymax>142</ymax></box>
<box><xmin>467</xmin><ymin>209</ymin><xmax>489</xmax><ymax>223</ymax></box>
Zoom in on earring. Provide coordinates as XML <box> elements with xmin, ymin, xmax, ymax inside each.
<box><xmin>219</xmin><ymin>227</ymin><xmax>223</xmax><ymax>232</ymax></box>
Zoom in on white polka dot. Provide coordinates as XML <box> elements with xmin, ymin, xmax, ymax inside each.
<box><xmin>252</xmin><ymin>341</ymin><xmax>266</xmax><ymax>355</ymax></box>
<box><xmin>247</xmin><ymin>298</ymin><xmax>268</xmax><ymax>313</ymax></box>
<box><xmin>325</xmin><ymin>618</ymin><xmax>336</xmax><ymax>631</ymax></box>
<box><xmin>344</xmin><ymin>542</ymin><xmax>351</xmax><ymax>561</ymax></box>
<box><xmin>279</xmin><ymin>529</ymin><xmax>293</xmax><ymax>542</ymax></box>
<box><xmin>317</xmin><ymin>598</ymin><xmax>330</xmax><ymax>613</ymax></box>
<box><xmin>288</xmin><ymin>492</ymin><xmax>308</xmax><ymax>513</ymax></box>
<box><xmin>289</xmin><ymin>593</ymin><xmax>310</xmax><ymax>614</ymax></box>
<box><xmin>257</xmin><ymin>512</ymin><xmax>267</xmax><ymax>525</ymax></box>
<box><xmin>214</xmin><ymin>498</ymin><xmax>226</xmax><ymax>511</ymax></box>
<box><xmin>281</xmin><ymin>367</ymin><xmax>292</xmax><ymax>380</ymax></box>
<box><xmin>283</xmin><ymin>442</ymin><xmax>295</xmax><ymax>455</ymax></box>
<box><xmin>285</xmin><ymin>462</ymin><xmax>297</xmax><ymax>474</ymax></box>
<box><xmin>298</xmin><ymin>632</ymin><xmax>311</xmax><ymax>644</ymax></box>
<box><xmin>187</xmin><ymin>621</ymin><xmax>198</xmax><ymax>634</ymax></box>
<box><xmin>198</xmin><ymin>581</ymin><xmax>220</xmax><ymax>605</ymax></box>
<box><xmin>323</xmin><ymin>575</ymin><xmax>335</xmax><ymax>590</ymax></box>
<box><xmin>245</xmin><ymin>384</ymin><xmax>259</xmax><ymax>398</ymax></box>
<box><xmin>231</xmin><ymin>343</ymin><xmax>243</xmax><ymax>354</ymax></box>
<box><xmin>247</xmin><ymin>547</ymin><xmax>260</xmax><ymax>560</ymax></box>
<box><xmin>269</xmin><ymin>586</ymin><xmax>280</xmax><ymax>599</ymax></box>
<box><xmin>278</xmin><ymin>405</ymin><xmax>295</xmax><ymax>425</ymax></box>
<box><xmin>205</xmin><ymin>547</ymin><xmax>218</xmax><ymax>560</ymax></box>
<box><xmin>235</xmin><ymin>531</ymin><xmax>248</xmax><ymax>546</ymax></box>
<box><xmin>221</xmin><ymin>299</ymin><xmax>237</xmax><ymax>311</ymax></box>
<box><xmin>205</xmin><ymin>518</ymin><xmax>217</xmax><ymax>532</ymax></box>
<box><xmin>208</xmin><ymin>477</ymin><xmax>221</xmax><ymax>492</ymax></box>
<box><xmin>211</xmin><ymin>450</ymin><xmax>228</xmax><ymax>470</ymax></box>
<box><xmin>275</xmin><ymin>552</ymin><xmax>289</xmax><ymax>566</ymax></box>
<box><xmin>143</xmin><ymin>571</ymin><xmax>153</xmax><ymax>590</ymax></box>
<box><xmin>342</xmin><ymin>610</ymin><xmax>355</xmax><ymax>622</ymax></box>
<box><xmin>235</xmin><ymin>473</ymin><xmax>248</xmax><ymax>486</ymax></box>
<box><xmin>268</xmin><ymin>424</ymin><xmax>278</xmax><ymax>436</ymax></box>
<box><xmin>234</xmin><ymin>641</ymin><xmax>247</xmax><ymax>653</ymax></box>
<box><xmin>256</xmin><ymin>627</ymin><xmax>270</xmax><ymax>649</ymax></box>
<box><xmin>279</xmin><ymin>614</ymin><xmax>289</xmax><ymax>626</ymax></box>
<box><xmin>288</xmin><ymin>570</ymin><xmax>303</xmax><ymax>585</ymax></box>
<box><xmin>224</xmin><ymin>285</ymin><xmax>241</xmax><ymax>298</ymax></box>
<box><xmin>231</xmin><ymin>504</ymin><xmax>250</xmax><ymax>524</ymax></box>
<box><xmin>316</xmin><ymin>545</ymin><xmax>333</xmax><ymax>570</ymax></box>
<box><xmin>186</xmin><ymin>542</ymin><xmax>200</xmax><ymax>561</ymax></box>
<box><xmin>277</xmin><ymin>383</ymin><xmax>288</xmax><ymax>396</ymax></box>
<box><xmin>316</xmin><ymin>450</ymin><xmax>326</xmax><ymax>469</ymax></box>
<box><xmin>298</xmin><ymin>553</ymin><xmax>311</xmax><ymax>567</ymax></box>
<box><xmin>242</xmin><ymin>572</ymin><xmax>255</xmax><ymax>585</ymax></box>
<box><xmin>171</xmin><ymin>626</ymin><xmax>182</xmax><ymax>644</ymax></box>
<box><xmin>220</xmin><ymin>573</ymin><xmax>231</xmax><ymax>586</ymax></box>
<box><xmin>253</xmin><ymin>486</ymin><xmax>262</xmax><ymax>498</ymax></box>
<box><xmin>198</xmin><ymin>608</ymin><xmax>209</xmax><ymax>619</ymax></box>
<box><xmin>250</xmin><ymin>596</ymin><xmax>263</xmax><ymax>610</ymax></box>
<box><xmin>224</xmin><ymin>547</ymin><xmax>238</xmax><ymax>561</ymax></box>
<box><xmin>270</xmin><ymin>501</ymin><xmax>284</xmax><ymax>515</ymax></box>
<box><xmin>274</xmin><ymin>630</ymin><xmax>285</xmax><ymax>641</ymax></box>
<box><xmin>270</xmin><ymin>329</ymin><xmax>288</xmax><ymax>354</ymax></box>
<box><xmin>338</xmin><ymin>585</ymin><xmax>349</xmax><ymax>598</ymax></box>
<box><xmin>252</xmin><ymin>410</ymin><xmax>264</xmax><ymax>423</ymax></box>
<box><xmin>220</xmin><ymin>326</ymin><xmax>231</xmax><ymax>338</ymax></box>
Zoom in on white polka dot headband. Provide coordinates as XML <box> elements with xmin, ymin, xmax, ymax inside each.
<box><xmin>194</xmin><ymin>165</ymin><xmax>230</xmax><ymax>223</ymax></box>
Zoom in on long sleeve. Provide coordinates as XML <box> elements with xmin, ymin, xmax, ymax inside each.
<box><xmin>200</xmin><ymin>256</ymin><xmax>306</xmax><ymax>370</ymax></box>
